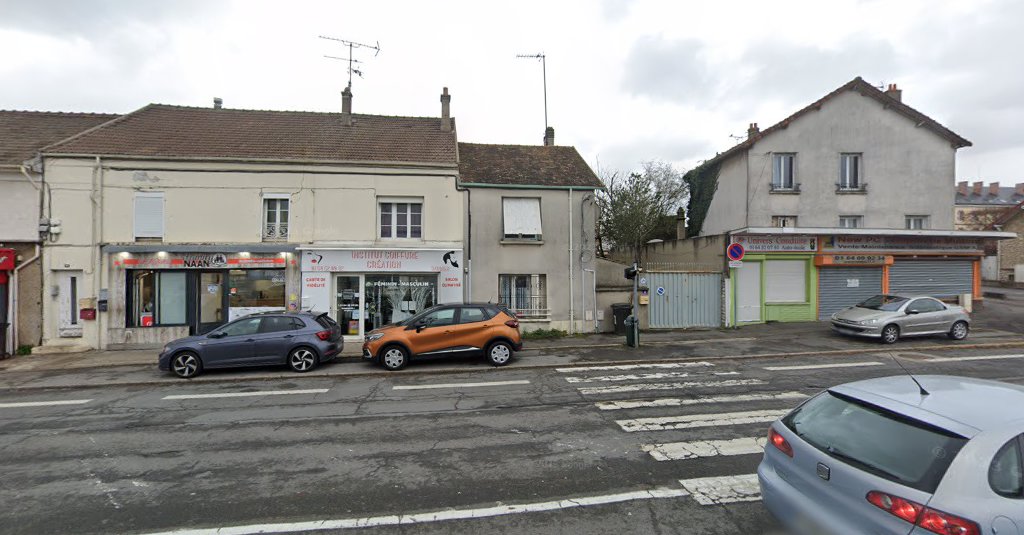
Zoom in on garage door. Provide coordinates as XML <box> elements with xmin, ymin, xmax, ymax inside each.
<box><xmin>818</xmin><ymin>267</ymin><xmax>883</xmax><ymax>320</ymax></box>
<box><xmin>889</xmin><ymin>260</ymin><xmax>973</xmax><ymax>298</ymax></box>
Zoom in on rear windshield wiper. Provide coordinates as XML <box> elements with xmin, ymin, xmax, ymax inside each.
<box><xmin>825</xmin><ymin>445</ymin><xmax>908</xmax><ymax>484</ymax></box>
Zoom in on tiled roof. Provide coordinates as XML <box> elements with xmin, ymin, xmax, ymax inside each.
<box><xmin>956</xmin><ymin>186</ymin><xmax>1024</xmax><ymax>206</ymax></box>
<box><xmin>457</xmin><ymin>143</ymin><xmax>602</xmax><ymax>188</ymax></box>
<box><xmin>42</xmin><ymin>104</ymin><xmax>458</xmax><ymax>165</ymax></box>
<box><xmin>703</xmin><ymin>77</ymin><xmax>971</xmax><ymax>168</ymax></box>
<box><xmin>0</xmin><ymin>110</ymin><xmax>118</xmax><ymax>166</ymax></box>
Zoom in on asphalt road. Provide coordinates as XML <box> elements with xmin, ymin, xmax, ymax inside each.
<box><xmin>2</xmin><ymin>346</ymin><xmax>1024</xmax><ymax>534</ymax></box>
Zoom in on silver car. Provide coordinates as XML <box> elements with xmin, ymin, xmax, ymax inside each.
<box><xmin>831</xmin><ymin>294</ymin><xmax>970</xmax><ymax>344</ymax></box>
<box><xmin>759</xmin><ymin>375</ymin><xmax>1024</xmax><ymax>535</ymax></box>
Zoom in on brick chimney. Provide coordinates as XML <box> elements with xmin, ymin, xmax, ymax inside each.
<box><xmin>1016</xmin><ymin>183</ymin><xmax>1024</xmax><ymax>196</ymax></box>
<box><xmin>543</xmin><ymin>126</ymin><xmax>555</xmax><ymax>146</ymax></box>
<box><xmin>989</xmin><ymin>182</ymin><xmax>1001</xmax><ymax>196</ymax></box>
<box><xmin>675</xmin><ymin>207</ymin><xmax>687</xmax><ymax>240</ymax></box>
<box><xmin>957</xmin><ymin>181</ymin><xmax>968</xmax><ymax>196</ymax></box>
<box><xmin>973</xmin><ymin>181</ymin><xmax>983</xmax><ymax>196</ymax></box>
<box><xmin>747</xmin><ymin>123</ymin><xmax>759</xmax><ymax>140</ymax></box>
<box><xmin>885</xmin><ymin>83</ymin><xmax>902</xmax><ymax>102</ymax></box>
<box><xmin>440</xmin><ymin>87</ymin><xmax>451</xmax><ymax>133</ymax></box>
<box><xmin>341</xmin><ymin>85</ymin><xmax>353</xmax><ymax>126</ymax></box>
<box><xmin>213</xmin><ymin>97</ymin><xmax>223</xmax><ymax>109</ymax></box>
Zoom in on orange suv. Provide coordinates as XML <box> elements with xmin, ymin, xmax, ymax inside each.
<box><xmin>362</xmin><ymin>303</ymin><xmax>523</xmax><ymax>371</ymax></box>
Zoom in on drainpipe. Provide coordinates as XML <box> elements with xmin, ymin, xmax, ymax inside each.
<box><xmin>567</xmin><ymin>187</ymin><xmax>574</xmax><ymax>334</ymax></box>
<box><xmin>455</xmin><ymin>177</ymin><xmax>471</xmax><ymax>302</ymax></box>
<box><xmin>90</xmin><ymin>156</ymin><xmax>105</xmax><ymax>349</ymax></box>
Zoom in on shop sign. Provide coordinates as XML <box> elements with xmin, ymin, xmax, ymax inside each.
<box><xmin>115</xmin><ymin>252</ymin><xmax>286</xmax><ymax>269</ymax></box>
<box><xmin>301</xmin><ymin>249</ymin><xmax>463</xmax><ymax>275</ymax></box>
<box><xmin>0</xmin><ymin>248</ymin><xmax>15</xmax><ymax>270</ymax></box>
<box><xmin>831</xmin><ymin>254</ymin><xmax>889</xmax><ymax>265</ymax></box>
<box><xmin>822</xmin><ymin>235</ymin><xmax>982</xmax><ymax>253</ymax></box>
<box><xmin>731</xmin><ymin>235</ymin><xmax>817</xmax><ymax>252</ymax></box>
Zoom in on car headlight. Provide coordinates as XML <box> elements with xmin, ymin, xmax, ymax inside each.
<box><xmin>831</xmin><ymin>313</ymin><xmax>838</xmax><ymax>321</ymax></box>
<box><xmin>365</xmin><ymin>333</ymin><xmax>384</xmax><ymax>342</ymax></box>
<box><xmin>863</xmin><ymin>318</ymin><xmax>879</xmax><ymax>325</ymax></box>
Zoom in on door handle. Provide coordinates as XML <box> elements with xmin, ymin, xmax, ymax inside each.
<box><xmin>283</xmin><ymin>334</ymin><xmax>294</xmax><ymax>339</ymax></box>
<box><xmin>245</xmin><ymin>338</ymin><xmax>255</xmax><ymax>342</ymax></box>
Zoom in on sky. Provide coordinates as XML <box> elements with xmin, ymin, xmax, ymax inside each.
<box><xmin>1</xmin><ymin>0</ymin><xmax>1021</xmax><ymax>183</ymax></box>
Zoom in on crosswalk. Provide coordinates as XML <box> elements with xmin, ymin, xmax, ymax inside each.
<box><xmin>559</xmin><ymin>360</ymin><xmax>805</xmax><ymax>508</ymax></box>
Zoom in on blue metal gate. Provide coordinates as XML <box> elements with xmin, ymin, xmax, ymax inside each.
<box><xmin>647</xmin><ymin>272</ymin><xmax>722</xmax><ymax>328</ymax></box>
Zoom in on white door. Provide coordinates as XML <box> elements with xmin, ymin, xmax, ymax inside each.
<box><xmin>57</xmin><ymin>271</ymin><xmax>83</xmax><ymax>338</ymax></box>
<box><xmin>736</xmin><ymin>262</ymin><xmax>762</xmax><ymax>323</ymax></box>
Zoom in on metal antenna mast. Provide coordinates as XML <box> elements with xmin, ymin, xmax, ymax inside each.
<box><xmin>320</xmin><ymin>36</ymin><xmax>381</xmax><ymax>90</ymax></box>
<box><xmin>516</xmin><ymin>52</ymin><xmax>548</xmax><ymax>129</ymax></box>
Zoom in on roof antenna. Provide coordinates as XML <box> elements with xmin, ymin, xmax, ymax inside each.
<box><xmin>320</xmin><ymin>35</ymin><xmax>381</xmax><ymax>91</ymax></box>
<box><xmin>516</xmin><ymin>52</ymin><xmax>548</xmax><ymax>130</ymax></box>
<box><xmin>888</xmin><ymin>353</ymin><xmax>930</xmax><ymax>396</ymax></box>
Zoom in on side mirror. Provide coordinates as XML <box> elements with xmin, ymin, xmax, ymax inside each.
<box><xmin>906</xmin><ymin>309</ymin><xmax>919</xmax><ymax>315</ymax></box>
<box><xmin>208</xmin><ymin>331</ymin><xmax>225</xmax><ymax>338</ymax></box>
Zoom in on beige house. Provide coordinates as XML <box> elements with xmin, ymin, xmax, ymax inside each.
<box><xmin>36</xmin><ymin>90</ymin><xmax>463</xmax><ymax>351</ymax></box>
<box><xmin>954</xmin><ymin>181</ymin><xmax>1023</xmax><ymax>231</ymax></box>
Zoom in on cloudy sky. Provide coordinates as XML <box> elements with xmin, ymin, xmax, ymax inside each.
<box><xmin>1</xmin><ymin>0</ymin><xmax>1020</xmax><ymax>182</ymax></box>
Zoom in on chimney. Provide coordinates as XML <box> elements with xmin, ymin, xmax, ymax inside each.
<box><xmin>973</xmin><ymin>181</ymin><xmax>983</xmax><ymax>196</ymax></box>
<box><xmin>543</xmin><ymin>126</ymin><xmax>555</xmax><ymax>146</ymax></box>
<box><xmin>440</xmin><ymin>87</ymin><xmax>451</xmax><ymax>132</ymax></box>
<box><xmin>885</xmin><ymin>83</ymin><xmax>902</xmax><ymax>102</ymax></box>
<box><xmin>675</xmin><ymin>207</ymin><xmax>687</xmax><ymax>240</ymax></box>
<box><xmin>957</xmin><ymin>181</ymin><xmax>967</xmax><ymax>196</ymax></box>
<box><xmin>213</xmin><ymin>97</ymin><xmax>223</xmax><ymax>109</ymax></box>
<box><xmin>341</xmin><ymin>85</ymin><xmax>353</xmax><ymax>126</ymax></box>
<box><xmin>1016</xmin><ymin>183</ymin><xmax>1024</xmax><ymax>196</ymax></box>
<box><xmin>990</xmin><ymin>182</ymin><xmax>1001</xmax><ymax>196</ymax></box>
<box><xmin>747</xmin><ymin>122</ymin><xmax>759</xmax><ymax>139</ymax></box>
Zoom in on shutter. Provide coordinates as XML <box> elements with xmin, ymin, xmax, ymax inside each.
<box><xmin>818</xmin><ymin>267</ymin><xmax>883</xmax><ymax>319</ymax></box>
<box><xmin>765</xmin><ymin>260</ymin><xmax>806</xmax><ymax>303</ymax></box>
<box><xmin>889</xmin><ymin>260</ymin><xmax>973</xmax><ymax>298</ymax></box>
<box><xmin>502</xmin><ymin>198</ymin><xmax>542</xmax><ymax>236</ymax></box>
<box><xmin>134</xmin><ymin>192</ymin><xmax>164</xmax><ymax>238</ymax></box>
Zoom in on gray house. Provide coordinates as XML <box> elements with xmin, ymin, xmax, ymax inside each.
<box><xmin>458</xmin><ymin>133</ymin><xmax>603</xmax><ymax>333</ymax></box>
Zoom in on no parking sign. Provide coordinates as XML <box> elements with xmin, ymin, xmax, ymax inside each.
<box><xmin>727</xmin><ymin>243</ymin><xmax>745</xmax><ymax>261</ymax></box>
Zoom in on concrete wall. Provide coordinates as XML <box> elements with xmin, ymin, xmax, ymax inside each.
<box><xmin>0</xmin><ymin>170</ymin><xmax>41</xmax><ymax>242</ymax></box>
<box><xmin>701</xmin><ymin>155</ymin><xmax>749</xmax><ymax>236</ymax></box>
<box><xmin>998</xmin><ymin>215</ymin><xmax>1024</xmax><ymax>282</ymax></box>
<box><xmin>466</xmin><ymin>186</ymin><xmax>599</xmax><ymax>333</ymax></box>
<box><xmin>634</xmin><ymin>235</ymin><xmax>726</xmax><ymax>268</ymax></box>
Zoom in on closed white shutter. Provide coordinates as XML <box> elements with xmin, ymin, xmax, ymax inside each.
<box><xmin>502</xmin><ymin>198</ymin><xmax>542</xmax><ymax>236</ymax></box>
<box><xmin>134</xmin><ymin>192</ymin><xmax>164</xmax><ymax>238</ymax></box>
<box><xmin>765</xmin><ymin>260</ymin><xmax>806</xmax><ymax>303</ymax></box>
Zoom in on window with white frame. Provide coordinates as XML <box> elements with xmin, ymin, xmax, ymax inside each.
<box><xmin>772</xmin><ymin>215</ymin><xmax>798</xmax><ymax>228</ymax></box>
<box><xmin>772</xmin><ymin>153</ymin><xmax>796</xmax><ymax>189</ymax></box>
<box><xmin>839</xmin><ymin>215</ymin><xmax>863</xmax><ymax>228</ymax></box>
<box><xmin>502</xmin><ymin>197</ymin><xmax>542</xmax><ymax>240</ymax></box>
<box><xmin>765</xmin><ymin>260</ymin><xmax>807</xmax><ymax>303</ymax></box>
<box><xmin>498</xmin><ymin>274</ymin><xmax>547</xmax><ymax>318</ymax></box>
<box><xmin>263</xmin><ymin>194</ymin><xmax>289</xmax><ymax>241</ymax></box>
<box><xmin>906</xmin><ymin>215</ymin><xmax>929</xmax><ymax>230</ymax></box>
<box><xmin>839</xmin><ymin>153</ymin><xmax>862</xmax><ymax>189</ymax></box>
<box><xmin>379</xmin><ymin>199</ymin><xmax>423</xmax><ymax>239</ymax></box>
<box><xmin>134</xmin><ymin>192</ymin><xmax>165</xmax><ymax>239</ymax></box>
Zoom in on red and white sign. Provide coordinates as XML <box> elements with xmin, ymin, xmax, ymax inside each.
<box><xmin>731</xmin><ymin>235</ymin><xmax>817</xmax><ymax>252</ymax></box>
<box><xmin>0</xmin><ymin>248</ymin><xmax>15</xmax><ymax>270</ymax></box>
<box><xmin>114</xmin><ymin>252</ymin><xmax>286</xmax><ymax>269</ymax></box>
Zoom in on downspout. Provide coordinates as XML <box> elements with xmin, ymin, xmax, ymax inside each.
<box><xmin>90</xmin><ymin>156</ymin><xmax>104</xmax><ymax>349</ymax></box>
<box><xmin>567</xmin><ymin>187</ymin><xmax>574</xmax><ymax>334</ymax></box>
<box><xmin>455</xmin><ymin>177</ymin><xmax>471</xmax><ymax>302</ymax></box>
<box><xmin>11</xmin><ymin>244</ymin><xmax>41</xmax><ymax>351</ymax></box>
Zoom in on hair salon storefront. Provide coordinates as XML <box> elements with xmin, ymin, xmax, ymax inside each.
<box><xmin>299</xmin><ymin>248</ymin><xmax>464</xmax><ymax>342</ymax></box>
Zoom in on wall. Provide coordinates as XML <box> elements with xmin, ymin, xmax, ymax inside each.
<box><xmin>955</xmin><ymin>205</ymin><xmax>1004</xmax><ymax>231</ymax></box>
<box><xmin>700</xmin><ymin>155</ymin><xmax>749</xmax><ymax>236</ymax></box>
<box><xmin>0</xmin><ymin>170</ymin><xmax>41</xmax><ymax>241</ymax></box>
<box><xmin>634</xmin><ymin>235</ymin><xmax>725</xmax><ymax>268</ymax></box>
<box><xmin>998</xmin><ymin>215</ymin><xmax>1024</xmax><ymax>282</ymax></box>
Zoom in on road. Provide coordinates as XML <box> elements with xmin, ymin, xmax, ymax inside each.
<box><xmin>2</xmin><ymin>347</ymin><xmax>1024</xmax><ymax>534</ymax></box>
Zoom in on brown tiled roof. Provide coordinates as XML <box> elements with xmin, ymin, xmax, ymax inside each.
<box><xmin>42</xmin><ymin>104</ymin><xmax>458</xmax><ymax>165</ymax></box>
<box><xmin>0</xmin><ymin>110</ymin><xmax>118</xmax><ymax>166</ymax></box>
<box><xmin>704</xmin><ymin>77</ymin><xmax>971</xmax><ymax>167</ymax></box>
<box><xmin>457</xmin><ymin>142</ymin><xmax>602</xmax><ymax>188</ymax></box>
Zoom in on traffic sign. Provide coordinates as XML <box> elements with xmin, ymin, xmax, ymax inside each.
<box><xmin>727</xmin><ymin>243</ymin><xmax>745</xmax><ymax>261</ymax></box>
<box><xmin>656</xmin><ymin>286</ymin><xmax>665</xmax><ymax>296</ymax></box>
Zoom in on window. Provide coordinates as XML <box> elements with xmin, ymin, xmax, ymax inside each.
<box><xmin>263</xmin><ymin>195</ymin><xmax>289</xmax><ymax>241</ymax></box>
<box><xmin>772</xmin><ymin>215</ymin><xmax>798</xmax><ymax>228</ymax></box>
<box><xmin>134</xmin><ymin>192</ymin><xmax>164</xmax><ymax>239</ymax></box>
<box><xmin>765</xmin><ymin>260</ymin><xmax>806</xmax><ymax>303</ymax></box>
<box><xmin>364</xmin><ymin>274</ymin><xmax>436</xmax><ymax>329</ymax></box>
<box><xmin>906</xmin><ymin>215</ymin><xmax>929</xmax><ymax>230</ymax></box>
<box><xmin>839</xmin><ymin>153</ymin><xmax>862</xmax><ymax>189</ymax></box>
<box><xmin>772</xmin><ymin>153</ymin><xmax>795</xmax><ymax>189</ymax></box>
<box><xmin>421</xmin><ymin>307</ymin><xmax>457</xmax><ymax>327</ymax></box>
<box><xmin>907</xmin><ymin>298</ymin><xmax>946</xmax><ymax>314</ymax></box>
<box><xmin>229</xmin><ymin>269</ymin><xmax>286</xmax><ymax>315</ymax></box>
<box><xmin>259</xmin><ymin>316</ymin><xmax>297</xmax><ymax>334</ymax></box>
<box><xmin>990</xmin><ymin>437</ymin><xmax>1024</xmax><ymax>498</ymax></box>
<box><xmin>219</xmin><ymin>317</ymin><xmax>261</xmax><ymax>337</ymax></box>
<box><xmin>459</xmin><ymin>307</ymin><xmax>489</xmax><ymax>324</ymax></box>
<box><xmin>498</xmin><ymin>274</ymin><xmax>547</xmax><ymax>318</ymax></box>
<box><xmin>839</xmin><ymin>216</ymin><xmax>863</xmax><ymax>228</ymax></box>
<box><xmin>502</xmin><ymin>198</ymin><xmax>542</xmax><ymax>240</ymax></box>
<box><xmin>379</xmin><ymin>200</ymin><xmax>423</xmax><ymax>239</ymax></box>
<box><xmin>129</xmin><ymin>270</ymin><xmax>187</xmax><ymax>327</ymax></box>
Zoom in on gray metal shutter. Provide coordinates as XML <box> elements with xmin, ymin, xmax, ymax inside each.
<box><xmin>889</xmin><ymin>260</ymin><xmax>973</xmax><ymax>298</ymax></box>
<box><xmin>134</xmin><ymin>192</ymin><xmax>164</xmax><ymax>238</ymax></box>
<box><xmin>648</xmin><ymin>272</ymin><xmax>722</xmax><ymax>328</ymax></box>
<box><xmin>818</xmin><ymin>267</ymin><xmax>883</xmax><ymax>319</ymax></box>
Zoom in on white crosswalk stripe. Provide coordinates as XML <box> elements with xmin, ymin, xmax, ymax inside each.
<box><xmin>577</xmin><ymin>379</ymin><xmax>766</xmax><ymax>396</ymax></box>
<box><xmin>595</xmin><ymin>391</ymin><xmax>807</xmax><ymax>410</ymax></box>
<box><xmin>564</xmin><ymin>371</ymin><xmax>738</xmax><ymax>384</ymax></box>
<box><xmin>616</xmin><ymin>409</ymin><xmax>788</xmax><ymax>432</ymax></box>
<box><xmin>644</xmin><ymin>437</ymin><xmax>767</xmax><ymax>461</ymax></box>
<box><xmin>763</xmin><ymin>361</ymin><xmax>882</xmax><ymax>371</ymax></box>
<box><xmin>679</xmin><ymin>474</ymin><xmax>762</xmax><ymax>505</ymax></box>
<box><xmin>556</xmin><ymin>362</ymin><xmax>715</xmax><ymax>373</ymax></box>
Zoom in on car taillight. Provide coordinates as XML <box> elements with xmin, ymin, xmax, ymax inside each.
<box><xmin>866</xmin><ymin>491</ymin><xmax>978</xmax><ymax>535</ymax></box>
<box><xmin>315</xmin><ymin>330</ymin><xmax>331</xmax><ymax>341</ymax></box>
<box><xmin>505</xmin><ymin>319</ymin><xmax>519</xmax><ymax>329</ymax></box>
<box><xmin>768</xmin><ymin>427</ymin><xmax>793</xmax><ymax>457</ymax></box>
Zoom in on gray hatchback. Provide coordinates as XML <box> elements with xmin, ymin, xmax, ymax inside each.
<box><xmin>158</xmin><ymin>311</ymin><xmax>343</xmax><ymax>378</ymax></box>
<box><xmin>759</xmin><ymin>375</ymin><xmax>1024</xmax><ymax>535</ymax></box>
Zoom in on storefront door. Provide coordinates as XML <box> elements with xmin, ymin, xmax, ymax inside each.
<box><xmin>198</xmin><ymin>271</ymin><xmax>226</xmax><ymax>334</ymax></box>
<box><xmin>335</xmin><ymin>276</ymin><xmax>361</xmax><ymax>337</ymax></box>
<box><xmin>735</xmin><ymin>262</ymin><xmax>762</xmax><ymax>323</ymax></box>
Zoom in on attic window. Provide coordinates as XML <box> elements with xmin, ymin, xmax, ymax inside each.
<box><xmin>502</xmin><ymin>198</ymin><xmax>542</xmax><ymax>240</ymax></box>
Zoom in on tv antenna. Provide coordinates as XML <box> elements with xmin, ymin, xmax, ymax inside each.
<box><xmin>516</xmin><ymin>52</ymin><xmax>548</xmax><ymax>130</ymax></box>
<box><xmin>320</xmin><ymin>35</ymin><xmax>381</xmax><ymax>90</ymax></box>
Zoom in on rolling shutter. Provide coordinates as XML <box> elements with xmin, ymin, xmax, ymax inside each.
<box><xmin>818</xmin><ymin>267</ymin><xmax>883</xmax><ymax>319</ymax></box>
<box><xmin>765</xmin><ymin>260</ymin><xmax>806</xmax><ymax>303</ymax></box>
<box><xmin>134</xmin><ymin>192</ymin><xmax>164</xmax><ymax>238</ymax></box>
<box><xmin>502</xmin><ymin>198</ymin><xmax>542</xmax><ymax>237</ymax></box>
<box><xmin>889</xmin><ymin>260</ymin><xmax>973</xmax><ymax>298</ymax></box>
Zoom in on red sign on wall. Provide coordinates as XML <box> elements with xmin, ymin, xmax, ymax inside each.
<box><xmin>0</xmin><ymin>248</ymin><xmax>15</xmax><ymax>270</ymax></box>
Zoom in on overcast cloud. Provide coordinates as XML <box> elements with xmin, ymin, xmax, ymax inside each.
<box><xmin>0</xmin><ymin>0</ymin><xmax>1019</xmax><ymax>182</ymax></box>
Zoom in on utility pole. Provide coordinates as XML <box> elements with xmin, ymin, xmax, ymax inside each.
<box><xmin>515</xmin><ymin>52</ymin><xmax>548</xmax><ymax>130</ymax></box>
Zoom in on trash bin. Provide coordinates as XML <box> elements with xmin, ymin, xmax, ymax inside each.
<box><xmin>611</xmin><ymin>303</ymin><xmax>631</xmax><ymax>335</ymax></box>
<box><xmin>625</xmin><ymin>316</ymin><xmax>639</xmax><ymax>347</ymax></box>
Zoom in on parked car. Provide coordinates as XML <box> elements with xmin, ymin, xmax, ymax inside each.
<box><xmin>362</xmin><ymin>303</ymin><xmax>522</xmax><ymax>371</ymax></box>
<box><xmin>759</xmin><ymin>375</ymin><xmax>1024</xmax><ymax>535</ymax></box>
<box><xmin>830</xmin><ymin>294</ymin><xmax>970</xmax><ymax>344</ymax></box>
<box><xmin>158</xmin><ymin>311</ymin><xmax>343</xmax><ymax>378</ymax></box>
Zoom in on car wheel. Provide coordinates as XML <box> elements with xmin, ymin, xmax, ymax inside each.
<box><xmin>381</xmin><ymin>345</ymin><xmax>408</xmax><ymax>371</ymax></box>
<box><xmin>288</xmin><ymin>347</ymin><xmax>318</xmax><ymax>373</ymax></box>
<box><xmin>881</xmin><ymin>324</ymin><xmax>900</xmax><ymax>344</ymax></box>
<box><xmin>486</xmin><ymin>341</ymin><xmax>513</xmax><ymax>367</ymax></box>
<box><xmin>948</xmin><ymin>321</ymin><xmax>969</xmax><ymax>340</ymax></box>
<box><xmin>171</xmin><ymin>351</ymin><xmax>203</xmax><ymax>378</ymax></box>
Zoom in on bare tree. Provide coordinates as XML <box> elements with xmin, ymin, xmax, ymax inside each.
<box><xmin>597</xmin><ymin>160</ymin><xmax>688</xmax><ymax>262</ymax></box>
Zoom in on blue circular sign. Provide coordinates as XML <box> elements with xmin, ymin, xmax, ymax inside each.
<box><xmin>656</xmin><ymin>286</ymin><xmax>665</xmax><ymax>296</ymax></box>
<box><xmin>727</xmin><ymin>243</ymin><xmax>745</xmax><ymax>261</ymax></box>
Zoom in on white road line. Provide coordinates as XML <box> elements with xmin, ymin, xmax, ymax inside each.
<box><xmin>162</xmin><ymin>389</ymin><xmax>329</xmax><ymax>400</ymax></box>
<box><xmin>763</xmin><ymin>361</ymin><xmax>883</xmax><ymax>371</ymax></box>
<box><xmin>564</xmin><ymin>370</ymin><xmax>738</xmax><ymax>384</ymax></box>
<box><xmin>679</xmin><ymin>474</ymin><xmax>761</xmax><ymax>505</ymax></box>
<box><xmin>595</xmin><ymin>391</ymin><xmax>808</xmax><ymax>411</ymax></box>
<box><xmin>616</xmin><ymin>409</ymin><xmax>788</xmax><ymax>432</ymax></box>
<box><xmin>643</xmin><ymin>437</ymin><xmax>768</xmax><ymax>461</ymax></box>
<box><xmin>393</xmin><ymin>380</ymin><xmax>531</xmax><ymax>391</ymax></box>
<box><xmin>578</xmin><ymin>379</ymin><xmax>766</xmax><ymax>396</ymax></box>
<box><xmin>927</xmin><ymin>353</ymin><xmax>1024</xmax><ymax>363</ymax></box>
<box><xmin>0</xmin><ymin>399</ymin><xmax>92</xmax><ymax>408</ymax></box>
<box><xmin>555</xmin><ymin>362</ymin><xmax>715</xmax><ymax>373</ymax></box>
<box><xmin>136</xmin><ymin>487</ymin><xmax>690</xmax><ymax>535</ymax></box>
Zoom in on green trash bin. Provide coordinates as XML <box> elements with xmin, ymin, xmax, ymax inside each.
<box><xmin>624</xmin><ymin>315</ymin><xmax>639</xmax><ymax>347</ymax></box>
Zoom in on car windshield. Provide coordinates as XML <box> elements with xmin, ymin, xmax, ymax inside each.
<box><xmin>394</xmin><ymin>305</ymin><xmax>444</xmax><ymax>327</ymax></box>
<box><xmin>855</xmin><ymin>295</ymin><xmax>908</xmax><ymax>311</ymax></box>
<box><xmin>783</xmin><ymin>391</ymin><xmax>968</xmax><ymax>493</ymax></box>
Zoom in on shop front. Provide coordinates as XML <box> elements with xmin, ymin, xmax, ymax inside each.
<box><xmin>729</xmin><ymin>234</ymin><xmax>818</xmax><ymax>324</ymax></box>
<box><xmin>300</xmin><ymin>248</ymin><xmax>464</xmax><ymax>342</ymax></box>
<box><xmin>814</xmin><ymin>254</ymin><xmax>889</xmax><ymax>319</ymax></box>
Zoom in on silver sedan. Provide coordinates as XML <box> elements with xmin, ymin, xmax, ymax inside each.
<box><xmin>831</xmin><ymin>294</ymin><xmax>970</xmax><ymax>344</ymax></box>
